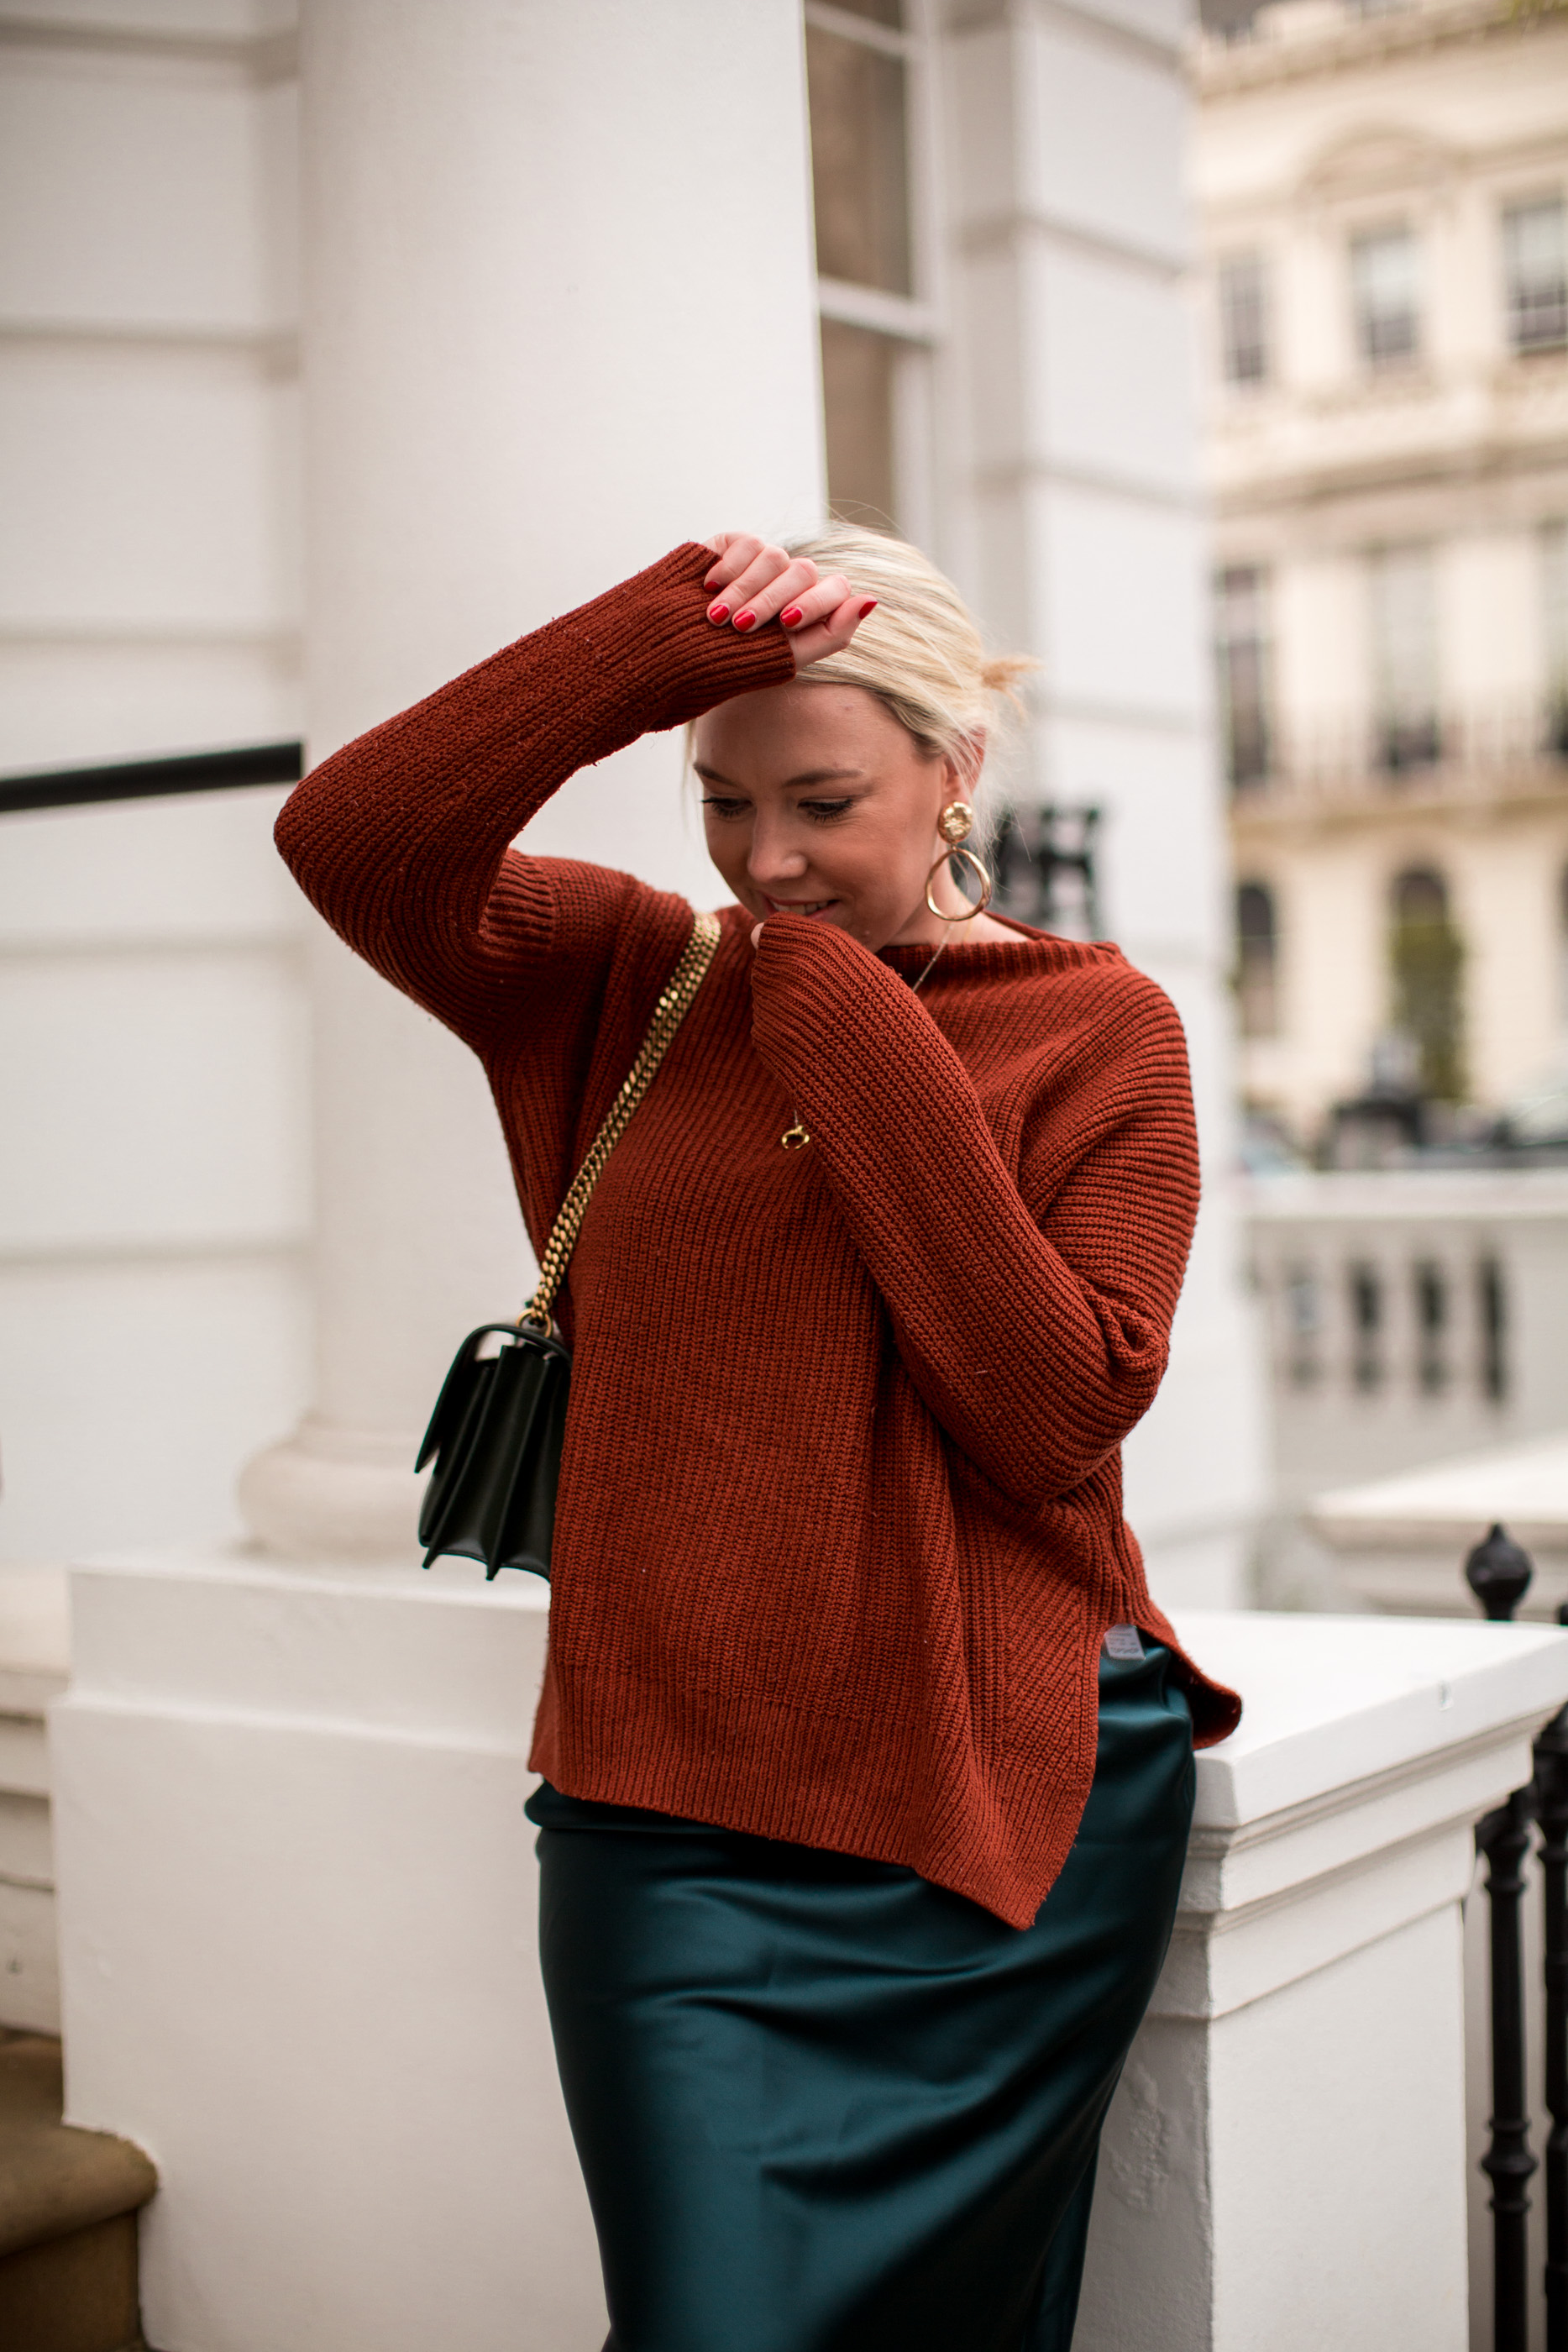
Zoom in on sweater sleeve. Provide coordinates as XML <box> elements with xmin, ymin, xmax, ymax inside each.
<box><xmin>273</xmin><ymin>543</ymin><xmax>795</xmax><ymax>1050</ymax></box>
<box><xmin>747</xmin><ymin>919</ymin><xmax>1199</xmax><ymax>1511</ymax></box>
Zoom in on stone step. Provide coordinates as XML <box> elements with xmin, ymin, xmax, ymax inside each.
<box><xmin>0</xmin><ymin>2032</ymin><xmax>157</xmax><ymax>2352</ymax></box>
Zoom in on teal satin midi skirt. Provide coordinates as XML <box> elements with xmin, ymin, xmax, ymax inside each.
<box><xmin>527</xmin><ymin>1640</ymin><xmax>1193</xmax><ymax>2352</ymax></box>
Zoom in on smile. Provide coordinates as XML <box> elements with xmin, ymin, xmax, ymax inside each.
<box><xmin>763</xmin><ymin>896</ymin><xmax>839</xmax><ymax>917</ymax></box>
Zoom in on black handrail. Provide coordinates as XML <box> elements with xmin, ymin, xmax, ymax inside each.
<box><xmin>1538</xmin><ymin>1710</ymin><xmax>1568</xmax><ymax>2344</ymax></box>
<box><xmin>1478</xmin><ymin>1783</ymin><xmax>1541</xmax><ymax>2351</ymax></box>
<box><xmin>0</xmin><ymin>741</ymin><xmax>304</xmax><ymax>816</ymax></box>
<box><xmin>1467</xmin><ymin>1523</ymin><xmax>1568</xmax><ymax>2350</ymax></box>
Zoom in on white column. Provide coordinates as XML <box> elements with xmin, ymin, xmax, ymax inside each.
<box><xmin>50</xmin><ymin>8</ymin><xmax>824</xmax><ymax>2347</ymax></box>
<box><xmin>940</xmin><ymin>0</ymin><xmax>1268</xmax><ymax>1607</ymax></box>
<box><xmin>240</xmin><ymin>0</ymin><xmax>825</xmax><ymax>1558</ymax></box>
<box><xmin>1077</xmin><ymin>1609</ymin><xmax>1568</xmax><ymax>2349</ymax></box>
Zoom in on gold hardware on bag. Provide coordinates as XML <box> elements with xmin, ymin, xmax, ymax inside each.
<box><xmin>520</xmin><ymin>911</ymin><xmax>722</xmax><ymax>1329</ymax></box>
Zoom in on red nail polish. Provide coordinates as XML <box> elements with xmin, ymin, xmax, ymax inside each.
<box><xmin>858</xmin><ymin>599</ymin><xmax>878</xmax><ymax>619</ymax></box>
<box><xmin>733</xmin><ymin>610</ymin><xmax>757</xmax><ymax>633</ymax></box>
<box><xmin>780</xmin><ymin>606</ymin><xmax>804</xmax><ymax>628</ymax></box>
<box><xmin>707</xmin><ymin>601</ymin><xmax>730</xmax><ymax>624</ymax></box>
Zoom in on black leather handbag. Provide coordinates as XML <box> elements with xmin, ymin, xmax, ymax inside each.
<box><xmin>415</xmin><ymin>911</ymin><xmax>721</xmax><ymax>1580</ymax></box>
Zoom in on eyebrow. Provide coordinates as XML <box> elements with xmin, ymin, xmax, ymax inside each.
<box><xmin>693</xmin><ymin>764</ymin><xmax>866</xmax><ymax>791</ymax></box>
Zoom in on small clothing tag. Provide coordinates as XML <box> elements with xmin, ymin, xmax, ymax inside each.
<box><xmin>1104</xmin><ymin>1625</ymin><xmax>1144</xmax><ymax>1662</ymax></box>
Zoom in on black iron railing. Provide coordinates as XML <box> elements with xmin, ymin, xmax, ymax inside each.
<box><xmin>0</xmin><ymin>741</ymin><xmax>304</xmax><ymax>817</ymax></box>
<box><xmin>1469</xmin><ymin>1522</ymin><xmax>1568</xmax><ymax>2349</ymax></box>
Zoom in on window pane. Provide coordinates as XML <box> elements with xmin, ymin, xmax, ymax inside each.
<box><xmin>1215</xmin><ymin>564</ymin><xmax>1272</xmax><ymax>787</ymax></box>
<box><xmin>821</xmin><ymin>318</ymin><xmax>897</xmax><ymax>529</ymax></box>
<box><xmin>1505</xmin><ymin>198</ymin><xmax>1568</xmax><ymax>355</ymax></box>
<box><xmin>1370</xmin><ymin>543</ymin><xmax>1440</xmax><ymax>769</ymax></box>
<box><xmin>1390</xmin><ymin>865</ymin><xmax>1466</xmax><ymax>1102</ymax></box>
<box><xmin>1219</xmin><ymin>253</ymin><xmax>1270</xmax><ymax>385</ymax></box>
<box><xmin>806</xmin><ymin>24</ymin><xmax>912</xmax><ymax>295</ymax></box>
<box><xmin>1351</xmin><ymin>226</ymin><xmax>1420</xmax><ymax>367</ymax></box>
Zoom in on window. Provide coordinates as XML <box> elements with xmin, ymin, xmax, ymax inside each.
<box><xmin>1390</xmin><ymin>867</ymin><xmax>1466</xmax><ymax>1104</ymax></box>
<box><xmin>1215</xmin><ymin>564</ymin><xmax>1272</xmax><ymax>788</ymax></box>
<box><xmin>1218</xmin><ymin>253</ymin><xmax>1270</xmax><ymax>386</ymax></box>
<box><xmin>805</xmin><ymin>3</ymin><xmax>931</xmax><ymax>534</ymax></box>
<box><xmin>1236</xmin><ymin>881</ymin><xmax>1280</xmax><ymax>1038</ymax></box>
<box><xmin>1351</xmin><ymin>226</ymin><xmax>1421</xmax><ymax>370</ymax></box>
<box><xmin>1503</xmin><ymin>197</ymin><xmax>1567</xmax><ymax>357</ymax></box>
<box><xmin>1369</xmin><ymin>544</ymin><xmax>1440</xmax><ymax>771</ymax></box>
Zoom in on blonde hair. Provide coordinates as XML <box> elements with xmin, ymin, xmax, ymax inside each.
<box><xmin>784</xmin><ymin>522</ymin><xmax>1035</xmax><ymax>835</ymax></box>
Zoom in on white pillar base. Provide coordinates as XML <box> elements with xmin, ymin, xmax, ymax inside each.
<box><xmin>50</xmin><ymin>1548</ymin><xmax>603</xmax><ymax>2352</ymax></box>
<box><xmin>237</xmin><ymin>1414</ymin><xmax>426</xmax><ymax>1565</ymax></box>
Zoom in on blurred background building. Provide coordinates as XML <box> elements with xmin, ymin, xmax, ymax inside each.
<box><xmin>1198</xmin><ymin>0</ymin><xmax>1568</xmax><ymax>1162</ymax></box>
<box><xmin>1191</xmin><ymin>0</ymin><xmax>1568</xmax><ymax>1592</ymax></box>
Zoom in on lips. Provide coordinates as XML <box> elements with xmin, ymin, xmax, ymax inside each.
<box><xmin>763</xmin><ymin>896</ymin><xmax>839</xmax><ymax>917</ymax></box>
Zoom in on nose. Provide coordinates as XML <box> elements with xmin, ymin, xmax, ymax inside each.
<box><xmin>745</xmin><ymin>812</ymin><xmax>810</xmax><ymax>892</ymax></box>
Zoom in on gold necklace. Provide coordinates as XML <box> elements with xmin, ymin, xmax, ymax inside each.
<box><xmin>779</xmin><ymin>927</ymin><xmax>951</xmax><ymax>1152</ymax></box>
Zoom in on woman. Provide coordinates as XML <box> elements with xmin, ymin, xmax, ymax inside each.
<box><xmin>276</xmin><ymin>527</ymin><xmax>1240</xmax><ymax>2352</ymax></box>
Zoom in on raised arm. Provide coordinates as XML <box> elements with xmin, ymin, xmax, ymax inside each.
<box><xmin>273</xmin><ymin>543</ymin><xmax>816</xmax><ymax>1049</ymax></box>
<box><xmin>748</xmin><ymin>920</ymin><xmax>1199</xmax><ymax>1511</ymax></box>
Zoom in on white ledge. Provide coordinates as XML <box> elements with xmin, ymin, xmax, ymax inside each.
<box><xmin>1167</xmin><ymin>1608</ymin><xmax>1568</xmax><ymax>2014</ymax></box>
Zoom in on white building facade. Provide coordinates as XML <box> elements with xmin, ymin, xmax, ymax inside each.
<box><xmin>1196</xmin><ymin>0</ymin><xmax>1568</xmax><ymax>1148</ymax></box>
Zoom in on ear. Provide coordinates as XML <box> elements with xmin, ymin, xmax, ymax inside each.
<box><xmin>941</xmin><ymin>732</ymin><xmax>985</xmax><ymax>802</ymax></box>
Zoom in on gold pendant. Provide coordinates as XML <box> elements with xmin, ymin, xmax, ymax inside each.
<box><xmin>780</xmin><ymin>1118</ymin><xmax>811</xmax><ymax>1151</ymax></box>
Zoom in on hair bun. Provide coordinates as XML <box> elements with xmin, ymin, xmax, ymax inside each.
<box><xmin>981</xmin><ymin>654</ymin><xmax>1036</xmax><ymax>707</ymax></box>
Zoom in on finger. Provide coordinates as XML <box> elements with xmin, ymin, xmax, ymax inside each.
<box><xmin>729</xmin><ymin>556</ymin><xmax>821</xmax><ymax>635</ymax></box>
<box><xmin>750</xmin><ymin>922</ymin><xmax>764</xmax><ymax>950</ymax></box>
<box><xmin>702</xmin><ymin>533</ymin><xmax>763</xmax><ymax>596</ymax></box>
<box><xmin>718</xmin><ymin>546</ymin><xmax>813</xmax><ymax>632</ymax></box>
<box><xmin>774</xmin><ymin>572</ymin><xmax>851</xmax><ymax>633</ymax></box>
<box><xmin>789</xmin><ymin>592</ymin><xmax>878</xmax><ymax>673</ymax></box>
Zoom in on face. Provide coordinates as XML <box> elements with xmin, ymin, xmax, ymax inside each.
<box><xmin>694</xmin><ymin>680</ymin><xmax>965</xmax><ymax>953</ymax></box>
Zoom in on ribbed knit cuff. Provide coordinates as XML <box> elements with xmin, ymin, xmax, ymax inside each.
<box><xmin>552</xmin><ymin>543</ymin><xmax>799</xmax><ymax>739</ymax></box>
<box><xmin>748</xmin><ymin>915</ymin><xmax>959</xmax><ymax>1126</ymax></box>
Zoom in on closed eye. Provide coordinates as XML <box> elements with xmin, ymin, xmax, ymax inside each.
<box><xmin>800</xmin><ymin>798</ymin><xmax>855</xmax><ymax>822</ymax></box>
<box><xmin>700</xmin><ymin>796</ymin><xmax>750</xmax><ymax>821</ymax></box>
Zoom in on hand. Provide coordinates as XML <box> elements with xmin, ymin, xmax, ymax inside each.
<box><xmin>702</xmin><ymin>533</ymin><xmax>876</xmax><ymax>674</ymax></box>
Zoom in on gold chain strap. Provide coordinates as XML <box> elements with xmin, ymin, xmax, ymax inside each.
<box><xmin>521</xmin><ymin>911</ymin><xmax>721</xmax><ymax>1333</ymax></box>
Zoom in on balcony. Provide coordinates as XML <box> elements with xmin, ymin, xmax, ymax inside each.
<box><xmin>1230</xmin><ymin>698</ymin><xmax>1568</xmax><ymax>827</ymax></box>
<box><xmin>1245</xmin><ymin>1168</ymin><xmax>1568</xmax><ymax>1524</ymax></box>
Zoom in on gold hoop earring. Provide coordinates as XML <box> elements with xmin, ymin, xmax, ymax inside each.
<box><xmin>926</xmin><ymin>804</ymin><xmax>993</xmax><ymax>921</ymax></box>
<box><xmin>926</xmin><ymin>846</ymin><xmax>994</xmax><ymax>921</ymax></box>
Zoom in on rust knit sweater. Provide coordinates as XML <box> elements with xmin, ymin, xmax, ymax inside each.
<box><xmin>275</xmin><ymin>542</ymin><xmax>1241</xmax><ymax>1927</ymax></box>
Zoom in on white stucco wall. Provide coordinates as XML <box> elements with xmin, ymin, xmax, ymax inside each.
<box><xmin>0</xmin><ymin>8</ymin><xmax>308</xmax><ymax>1564</ymax></box>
